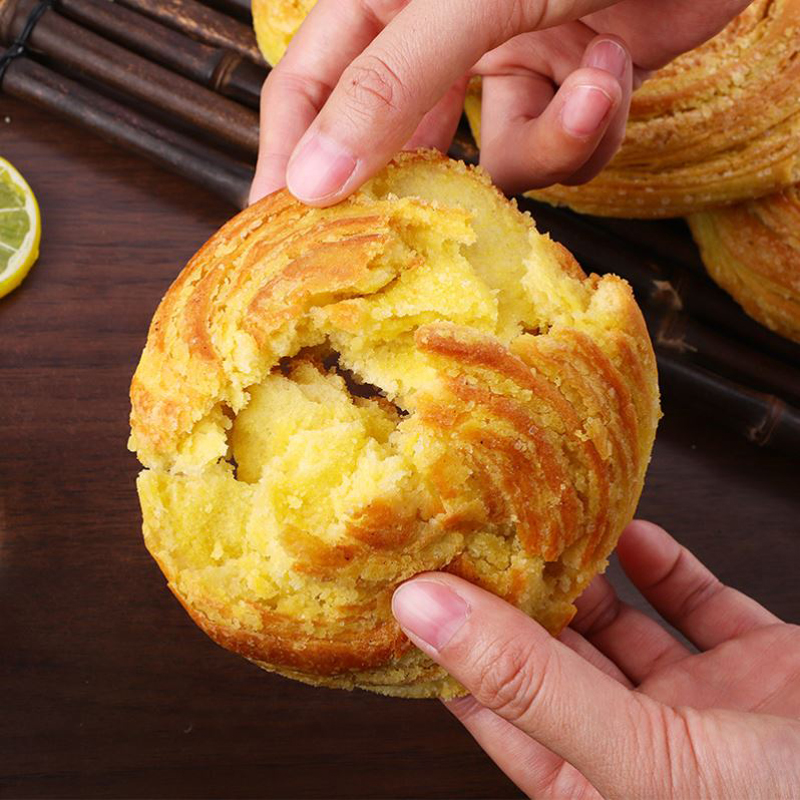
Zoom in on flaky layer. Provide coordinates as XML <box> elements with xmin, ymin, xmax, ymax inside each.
<box><xmin>467</xmin><ymin>0</ymin><xmax>800</xmax><ymax>218</ymax></box>
<box><xmin>130</xmin><ymin>152</ymin><xmax>660</xmax><ymax>697</ymax></box>
<box><xmin>688</xmin><ymin>185</ymin><xmax>800</xmax><ymax>343</ymax></box>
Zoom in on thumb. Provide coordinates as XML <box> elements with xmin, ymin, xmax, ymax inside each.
<box><xmin>284</xmin><ymin>0</ymin><xmax>620</xmax><ymax>205</ymax></box>
<box><xmin>392</xmin><ymin>573</ymin><xmax>663</xmax><ymax>798</ymax></box>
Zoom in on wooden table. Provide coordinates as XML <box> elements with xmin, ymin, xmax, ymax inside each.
<box><xmin>1</xmin><ymin>95</ymin><xmax>798</xmax><ymax>800</ymax></box>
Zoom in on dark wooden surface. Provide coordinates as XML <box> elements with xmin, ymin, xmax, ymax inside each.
<box><xmin>0</xmin><ymin>95</ymin><xmax>798</xmax><ymax>800</ymax></box>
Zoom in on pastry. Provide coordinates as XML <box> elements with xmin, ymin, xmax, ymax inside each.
<box><xmin>688</xmin><ymin>185</ymin><xmax>800</xmax><ymax>343</ymax></box>
<box><xmin>252</xmin><ymin>0</ymin><xmax>315</xmax><ymax>66</ymax></box>
<box><xmin>129</xmin><ymin>151</ymin><xmax>660</xmax><ymax>697</ymax></box>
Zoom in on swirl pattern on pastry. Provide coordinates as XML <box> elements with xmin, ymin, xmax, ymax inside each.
<box><xmin>688</xmin><ymin>185</ymin><xmax>800</xmax><ymax>343</ymax></box>
<box><xmin>129</xmin><ymin>152</ymin><xmax>660</xmax><ymax>697</ymax></box>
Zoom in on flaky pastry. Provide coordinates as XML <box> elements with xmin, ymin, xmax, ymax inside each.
<box><xmin>129</xmin><ymin>152</ymin><xmax>660</xmax><ymax>697</ymax></box>
<box><xmin>688</xmin><ymin>185</ymin><xmax>800</xmax><ymax>343</ymax></box>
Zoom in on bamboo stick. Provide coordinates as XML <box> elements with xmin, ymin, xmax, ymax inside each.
<box><xmin>1</xmin><ymin>52</ymin><xmax>251</xmax><ymax>207</ymax></box>
<box><xmin>646</xmin><ymin>304</ymin><xmax>800</xmax><ymax>407</ymax></box>
<box><xmin>57</xmin><ymin>0</ymin><xmax>265</xmax><ymax>109</ymax></box>
<box><xmin>581</xmin><ymin>215</ymin><xmax>704</xmax><ymax>270</ymax></box>
<box><xmin>197</xmin><ymin>0</ymin><xmax>252</xmax><ymax>22</ymax></box>
<box><xmin>113</xmin><ymin>0</ymin><xmax>264</xmax><ymax>65</ymax></box>
<box><xmin>658</xmin><ymin>353</ymin><xmax>800</xmax><ymax>453</ymax></box>
<box><xmin>1</xmin><ymin>0</ymin><xmax>259</xmax><ymax>154</ymax></box>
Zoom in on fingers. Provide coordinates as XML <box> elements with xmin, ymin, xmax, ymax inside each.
<box><xmin>250</xmin><ymin>70</ymin><xmax>331</xmax><ymax>203</ymax></box>
<box><xmin>252</xmin><ymin>0</ymin><xmax>634</xmax><ymax>205</ymax></box>
<box><xmin>392</xmin><ymin>574</ymin><xmax>658</xmax><ymax>798</ymax></box>
<box><xmin>558</xmin><ymin>626</ymin><xmax>634</xmax><ymax>687</ymax></box>
<box><xmin>561</xmin><ymin>36</ymin><xmax>633</xmax><ymax>185</ymax></box>
<box><xmin>444</xmin><ymin>696</ymin><xmax>599</xmax><ymax>800</ymax></box>
<box><xmin>479</xmin><ymin>36</ymin><xmax>631</xmax><ymax>194</ymax></box>
<box><xmin>618</xmin><ymin>520</ymin><xmax>781</xmax><ymax>650</ymax></box>
<box><xmin>281</xmin><ymin>0</ymin><xmax>625</xmax><ymax>205</ymax></box>
<box><xmin>249</xmin><ymin>0</ymin><xmax>393</xmax><ymax>203</ymax></box>
<box><xmin>584</xmin><ymin>0</ymin><xmax>755</xmax><ymax>70</ymax></box>
<box><xmin>571</xmin><ymin>574</ymin><xmax>691</xmax><ymax>683</ymax></box>
<box><xmin>403</xmin><ymin>76</ymin><xmax>469</xmax><ymax>152</ymax></box>
<box><xmin>283</xmin><ymin>0</ymin><xmax>499</xmax><ymax>204</ymax></box>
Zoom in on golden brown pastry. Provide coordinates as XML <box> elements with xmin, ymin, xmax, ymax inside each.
<box><xmin>252</xmin><ymin>0</ymin><xmax>315</xmax><ymax>65</ymax></box>
<box><xmin>688</xmin><ymin>185</ymin><xmax>800</xmax><ymax>343</ymax></box>
<box><xmin>467</xmin><ymin>0</ymin><xmax>800</xmax><ymax>218</ymax></box>
<box><xmin>129</xmin><ymin>151</ymin><xmax>660</xmax><ymax>697</ymax></box>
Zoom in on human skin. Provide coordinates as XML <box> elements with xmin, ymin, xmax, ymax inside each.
<box><xmin>391</xmin><ymin>520</ymin><xmax>800</xmax><ymax>799</ymax></box>
<box><xmin>249</xmin><ymin>0</ymin><xmax>752</xmax><ymax>205</ymax></box>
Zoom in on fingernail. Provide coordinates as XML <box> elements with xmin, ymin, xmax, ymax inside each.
<box><xmin>585</xmin><ymin>39</ymin><xmax>628</xmax><ymax>81</ymax></box>
<box><xmin>286</xmin><ymin>133</ymin><xmax>357</xmax><ymax>202</ymax></box>
<box><xmin>561</xmin><ymin>85</ymin><xmax>614</xmax><ymax>138</ymax></box>
<box><xmin>392</xmin><ymin>581</ymin><xmax>470</xmax><ymax>651</ymax></box>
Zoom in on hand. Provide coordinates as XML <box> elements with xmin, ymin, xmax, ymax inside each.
<box><xmin>391</xmin><ymin>520</ymin><xmax>800</xmax><ymax>798</ymax></box>
<box><xmin>250</xmin><ymin>0</ymin><xmax>750</xmax><ymax>205</ymax></box>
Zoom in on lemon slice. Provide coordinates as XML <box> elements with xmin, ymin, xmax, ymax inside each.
<box><xmin>0</xmin><ymin>158</ymin><xmax>41</xmax><ymax>298</ymax></box>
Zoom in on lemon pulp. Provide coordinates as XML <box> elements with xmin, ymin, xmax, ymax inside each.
<box><xmin>0</xmin><ymin>157</ymin><xmax>41</xmax><ymax>298</ymax></box>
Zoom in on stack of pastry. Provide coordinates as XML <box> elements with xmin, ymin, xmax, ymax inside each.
<box><xmin>130</xmin><ymin>152</ymin><xmax>660</xmax><ymax>697</ymax></box>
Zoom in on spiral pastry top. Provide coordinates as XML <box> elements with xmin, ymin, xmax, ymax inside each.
<box><xmin>688</xmin><ymin>185</ymin><xmax>800</xmax><ymax>343</ymax></box>
<box><xmin>129</xmin><ymin>152</ymin><xmax>660</xmax><ymax>697</ymax></box>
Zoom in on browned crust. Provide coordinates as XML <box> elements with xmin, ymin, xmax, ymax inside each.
<box><xmin>171</xmin><ymin>584</ymin><xmax>413</xmax><ymax>676</ymax></box>
<box><xmin>688</xmin><ymin>185</ymin><xmax>800</xmax><ymax>342</ymax></box>
<box><xmin>416</xmin><ymin>324</ymin><xmax>618</xmax><ymax>563</ymax></box>
<box><xmin>132</xmin><ymin>151</ymin><xmax>660</xmax><ymax>697</ymax></box>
